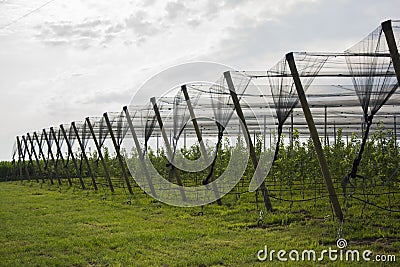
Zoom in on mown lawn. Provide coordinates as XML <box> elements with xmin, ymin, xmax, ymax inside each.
<box><xmin>0</xmin><ymin>181</ymin><xmax>399</xmax><ymax>266</ymax></box>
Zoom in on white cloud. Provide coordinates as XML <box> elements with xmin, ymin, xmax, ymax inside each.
<box><xmin>35</xmin><ymin>18</ymin><xmax>124</xmax><ymax>48</ymax></box>
<box><xmin>165</xmin><ymin>1</ymin><xmax>186</xmax><ymax>20</ymax></box>
<box><xmin>125</xmin><ymin>10</ymin><xmax>161</xmax><ymax>40</ymax></box>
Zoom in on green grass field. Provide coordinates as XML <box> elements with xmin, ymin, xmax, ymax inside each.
<box><xmin>0</xmin><ymin>181</ymin><xmax>399</xmax><ymax>266</ymax></box>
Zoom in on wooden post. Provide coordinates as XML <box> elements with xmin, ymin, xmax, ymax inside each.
<box><xmin>269</xmin><ymin>130</ymin><xmax>272</xmax><ymax>149</ymax></box>
<box><xmin>150</xmin><ymin>97</ymin><xmax>187</xmax><ymax>202</ymax></box>
<box><xmin>156</xmin><ymin>134</ymin><xmax>159</xmax><ymax>157</ymax></box>
<box><xmin>50</xmin><ymin>127</ymin><xmax>73</xmax><ymax>186</ymax></box>
<box><xmin>290</xmin><ymin>111</ymin><xmax>294</xmax><ymax>148</ymax></box>
<box><xmin>123</xmin><ymin>106</ymin><xmax>157</xmax><ymax>197</ymax></box>
<box><xmin>334</xmin><ymin>122</ymin><xmax>336</xmax><ymax>144</ymax></box>
<box><xmin>394</xmin><ymin>115</ymin><xmax>397</xmax><ymax>146</ymax></box>
<box><xmin>85</xmin><ymin>118</ymin><xmax>114</xmax><ymax>193</ymax></box>
<box><xmin>170</xmin><ymin>130</ymin><xmax>172</xmax><ymax>149</ymax></box>
<box><xmin>382</xmin><ymin>20</ymin><xmax>400</xmax><ymax>148</ymax></box>
<box><xmin>26</xmin><ymin>133</ymin><xmax>44</xmax><ymax>182</ymax></box>
<box><xmin>382</xmin><ymin>20</ymin><xmax>400</xmax><ymax>94</ymax></box>
<box><xmin>263</xmin><ymin>115</ymin><xmax>266</xmax><ymax>152</ymax></box>
<box><xmin>253</xmin><ymin>131</ymin><xmax>256</xmax><ymax>149</ymax></box>
<box><xmin>16</xmin><ymin>138</ymin><xmax>22</xmax><ymax>181</ymax></box>
<box><xmin>60</xmin><ymin>125</ymin><xmax>87</xmax><ymax>190</ymax></box>
<box><xmin>324</xmin><ymin>106</ymin><xmax>328</xmax><ymax>146</ymax></box>
<box><xmin>181</xmin><ymin>85</ymin><xmax>222</xmax><ymax>205</ymax></box>
<box><xmin>224</xmin><ymin>71</ymin><xmax>273</xmax><ymax>212</ymax></box>
<box><xmin>43</xmin><ymin>129</ymin><xmax>62</xmax><ymax>185</ymax></box>
<box><xmin>33</xmin><ymin>131</ymin><xmax>54</xmax><ymax>185</ymax></box>
<box><xmin>21</xmin><ymin>137</ymin><xmax>31</xmax><ymax>181</ymax></box>
<box><xmin>71</xmin><ymin>122</ymin><xmax>94</xmax><ymax>190</ymax></box>
<box><xmin>11</xmin><ymin>158</ymin><xmax>16</xmax><ymax>181</ymax></box>
<box><xmin>22</xmin><ymin>135</ymin><xmax>39</xmax><ymax>182</ymax></box>
<box><xmin>184</xmin><ymin>128</ymin><xmax>186</xmax><ymax>149</ymax></box>
<box><xmin>286</xmin><ymin>52</ymin><xmax>343</xmax><ymax>222</ymax></box>
<box><xmin>103</xmin><ymin>112</ymin><xmax>133</xmax><ymax>195</ymax></box>
<box><xmin>16</xmin><ymin>136</ymin><xmax>29</xmax><ymax>181</ymax></box>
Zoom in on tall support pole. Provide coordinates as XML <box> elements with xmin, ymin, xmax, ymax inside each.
<box><xmin>22</xmin><ymin>137</ymin><xmax>32</xmax><ymax>181</ymax></box>
<box><xmin>324</xmin><ymin>106</ymin><xmax>328</xmax><ymax>146</ymax></box>
<box><xmin>34</xmin><ymin>131</ymin><xmax>54</xmax><ymax>185</ymax></box>
<box><xmin>382</xmin><ymin>20</ymin><xmax>400</xmax><ymax>148</ymax></box>
<box><xmin>224</xmin><ymin>71</ymin><xmax>273</xmax><ymax>212</ymax></box>
<box><xmin>11</xmin><ymin>158</ymin><xmax>16</xmax><ymax>181</ymax></box>
<box><xmin>156</xmin><ymin>134</ymin><xmax>159</xmax><ymax>156</ymax></box>
<box><xmin>16</xmin><ymin>138</ymin><xmax>22</xmax><ymax>180</ymax></box>
<box><xmin>382</xmin><ymin>20</ymin><xmax>400</xmax><ymax>91</ymax></box>
<box><xmin>334</xmin><ymin>122</ymin><xmax>337</xmax><ymax>144</ymax></box>
<box><xmin>27</xmin><ymin>133</ymin><xmax>44</xmax><ymax>182</ymax></box>
<box><xmin>60</xmin><ymin>125</ymin><xmax>86</xmax><ymax>190</ymax></box>
<box><xmin>50</xmin><ymin>127</ymin><xmax>73</xmax><ymax>186</ymax></box>
<box><xmin>21</xmin><ymin>136</ymin><xmax>32</xmax><ymax>181</ymax></box>
<box><xmin>43</xmin><ymin>129</ymin><xmax>62</xmax><ymax>185</ymax></box>
<box><xmin>16</xmin><ymin>136</ymin><xmax>28</xmax><ymax>181</ymax></box>
<box><xmin>238</xmin><ymin>121</ymin><xmax>241</xmax><ymax>146</ymax></box>
<box><xmin>71</xmin><ymin>122</ymin><xmax>94</xmax><ymax>190</ymax></box>
<box><xmin>181</xmin><ymin>85</ymin><xmax>222</xmax><ymax>205</ymax></box>
<box><xmin>23</xmin><ymin>136</ymin><xmax>35</xmax><ymax>179</ymax></box>
<box><xmin>150</xmin><ymin>97</ymin><xmax>187</xmax><ymax>202</ymax></box>
<box><xmin>85</xmin><ymin>118</ymin><xmax>114</xmax><ymax>193</ymax></box>
<box><xmin>170</xmin><ymin>130</ymin><xmax>172</xmax><ymax>149</ymax></box>
<box><xmin>18</xmin><ymin>141</ymin><xmax>23</xmax><ymax>181</ymax></box>
<box><xmin>123</xmin><ymin>107</ymin><xmax>156</xmax><ymax>197</ymax></box>
<box><xmin>103</xmin><ymin>113</ymin><xmax>133</xmax><ymax>195</ymax></box>
<box><xmin>22</xmin><ymin>136</ymin><xmax>38</xmax><ymax>182</ymax></box>
<box><xmin>395</xmin><ymin>115</ymin><xmax>397</xmax><ymax>146</ymax></box>
<box><xmin>290</xmin><ymin>111</ymin><xmax>294</xmax><ymax>148</ymax></box>
<box><xmin>269</xmin><ymin>130</ymin><xmax>272</xmax><ymax>149</ymax></box>
<box><xmin>286</xmin><ymin>52</ymin><xmax>343</xmax><ymax>222</ymax></box>
<box><xmin>263</xmin><ymin>115</ymin><xmax>266</xmax><ymax>152</ymax></box>
<box><xmin>361</xmin><ymin>119</ymin><xmax>364</xmax><ymax>135</ymax></box>
<box><xmin>184</xmin><ymin>128</ymin><xmax>186</xmax><ymax>149</ymax></box>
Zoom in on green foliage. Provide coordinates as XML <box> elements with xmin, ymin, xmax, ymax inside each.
<box><xmin>0</xmin><ymin>161</ymin><xmax>13</xmax><ymax>182</ymax></box>
<box><xmin>3</xmin><ymin>122</ymin><xmax>399</xmax><ymax>197</ymax></box>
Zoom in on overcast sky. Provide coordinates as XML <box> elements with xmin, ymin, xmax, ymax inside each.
<box><xmin>0</xmin><ymin>0</ymin><xmax>399</xmax><ymax>160</ymax></box>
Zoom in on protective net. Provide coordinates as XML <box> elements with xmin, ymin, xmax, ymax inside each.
<box><xmin>111</xmin><ymin>111</ymin><xmax>129</xmax><ymax>148</ymax></box>
<box><xmin>172</xmin><ymin>90</ymin><xmax>199</xmax><ymax>157</ymax></box>
<box><xmin>72</xmin><ymin>122</ymin><xmax>90</xmax><ymax>186</ymax></box>
<box><xmin>203</xmin><ymin>71</ymin><xmax>253</xmax><ymax>185</ymax></box>
<box><xmin>54</xmin><ymin>128</ymin><xmax>65</xmax><ymax>164</ymax></box>
<box><xmin>64</xmin><ymin>124</ymin><xmax>77</xmax><ymax>175</ymax></box>
<box><xmin>108</xmin><ymin>111</ymin><xmax>131</xmax><ymax>191</ymax></box>
<box><xmin>267</xmin><ymin>53</ymin><xmax>328</xmax><ymax>161</ymax></box>
<box><xmin>45</xmin><ymin>128</ymin><xmax>55</xmax><ymax>157</ymax></box>
<box><xmin>93</xmin><ymin>117</ymin><xmax>109</xmax><ymax>152</ymax></box>
<box><xmin>53</xmin><ymin>127</ymin><xmax>73</xmax><ymax>185</ymax></box>
<box><xmin>80</xmin><ymin>121</ymin><xmax>91</xmax><ymax>153</ymax></box>
<box><xmin>343</xmin><ymin>21</ymin><xmax>400</xmax><ymax>190</ymax></box>
<box><xmin>36</xmin><ymin>132</ymin><xmax>46</xmax><ymax>164</ymax></box>
<box><xmin>345</xmin><ymin>23</ymin><xmax>399</xmax><ymax>119</ymax></box>
<box><xmin>143</xmin><ymin>104</ymin><xmax>157</xmax><ymax>156</ymax></box>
